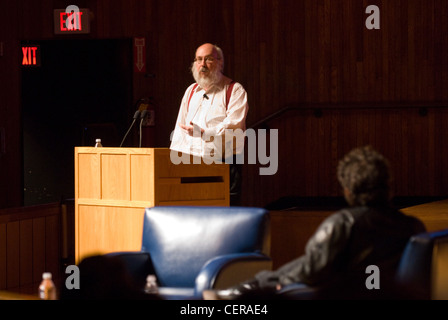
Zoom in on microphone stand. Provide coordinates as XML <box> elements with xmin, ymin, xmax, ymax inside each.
<box><xmin>139</xmin><ymin>110</ymin><xmax>148</xmax><ymax>148</ymax></box>
<box><xmin>119</xmin><ymin>110</ymin><xmax>140</xmax><ymax>147</ymax></box>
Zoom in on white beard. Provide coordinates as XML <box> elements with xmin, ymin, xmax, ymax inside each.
<box><xmin>192</xmin><ymin>65</ymin><xmax>223</xmax><ymax>90</ymax></box>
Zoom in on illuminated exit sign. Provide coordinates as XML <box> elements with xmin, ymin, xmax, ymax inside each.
<box><xmin>22</xmin><ymin>45</ymin><xmax>41</xmax><ymax>67</ymax></box>
<box><xmin>53</xmin><ymin>7</ymin><xmax>90</xmax><ymax>34</ymax></box>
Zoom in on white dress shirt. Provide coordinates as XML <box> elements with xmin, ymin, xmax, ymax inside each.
<box><xmin>170</xmin><ymin>76</ymin><xmax>249</xmax><ymax>161</ymax></box>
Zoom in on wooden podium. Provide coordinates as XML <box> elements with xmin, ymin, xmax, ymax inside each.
<box><xmin>74</xmin><ymin>147</ymin><xmax>229</xmax><ymax>263</ymax></box>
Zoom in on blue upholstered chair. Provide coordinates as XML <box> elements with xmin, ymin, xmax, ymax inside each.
<box><xmin>106</xmin><ymin>206</ymin><xmax>272</xmax><ymax>299</ymax></box>
<box><xmin>395</xmin><ymin>228</ymin><xmax>448</xmax><ymax>300</ymax></box>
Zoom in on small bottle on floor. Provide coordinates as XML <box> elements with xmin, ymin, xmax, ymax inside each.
<box><xmin>144</xmin><ymin>274</ymin><xmax>159</xmax><ymax>294</ymax></box>
<box><xmin>38</xmin><ymin>272</ymin><xmax>57</xmax><ymax>300</ymax></box>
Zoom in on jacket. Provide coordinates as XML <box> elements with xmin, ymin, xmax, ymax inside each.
<box><xmin>255</xmin><ymin>205</ymin><xmax>426</xmax><ymax>298</ymax></box>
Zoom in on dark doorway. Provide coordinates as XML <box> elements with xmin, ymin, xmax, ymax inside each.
<box><xmin>21</xmin><ymin>38</ymin><xmax>133</xmax><ymax>206</ymax></box>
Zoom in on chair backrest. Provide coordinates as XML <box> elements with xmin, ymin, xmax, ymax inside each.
<box><xmin>141</xmin><ymin>206</ymin><xmax>270</xmax><ymax>288</ymax></box>
<box><xmin>396</xmin><ymin>228</ymin><xmax>448</xmax><ymax>299</ymax></box>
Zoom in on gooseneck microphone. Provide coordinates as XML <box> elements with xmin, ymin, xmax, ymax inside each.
<box><xmin>119</xmin><ymin>110</ymin><xmax>141</xmax><ymax>147</ymax></box>
<box><xmin>139</xmin><ymin>109</ymin><xmax>148</xmax><ymax>148</ymax></box>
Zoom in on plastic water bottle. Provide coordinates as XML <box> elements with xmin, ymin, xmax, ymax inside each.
<box><xmin>94</xmin><ymin>138</ymin><xmax>103</xmax><ymax>147</ymax></box>
<box><xmin>38</xmin><ymin>272</ymin><xmax>57</xmax><ymax>300</ymax></box>
<box><xmin>144</xmin><ymin>274</ymin><xmax>159</xmax><ymax>294</ymax></box>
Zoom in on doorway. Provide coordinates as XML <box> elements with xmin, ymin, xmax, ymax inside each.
<box><xmin>21</xmin><ymin>38</ymin><xmax>133</xmax><ymax>206</ymax></box>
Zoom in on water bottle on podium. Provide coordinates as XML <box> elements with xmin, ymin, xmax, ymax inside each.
<box><xmin>38</xmin><ymin>272</ymin><xmax>57</xmax><ymax>300</ymax></box>
<box><xmin>94</xmin><ymin>138</ymin><xmax>103</xmax><ymax>147</ymax></box>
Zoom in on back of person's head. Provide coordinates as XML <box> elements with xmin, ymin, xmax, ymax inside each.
<box><xmin>213</xmin><ymin>44</ymin><xmax>224</xmax><ymax>72</ymax></box>
<box><xmin>337</xmin><ymin>145</ymin><xmax>391</xmax><ymax>206</ymax></box>
<box><xmin>214</xmin><ymin>45</ymin><xmax>224</xmax><ymax>62</ymax></box>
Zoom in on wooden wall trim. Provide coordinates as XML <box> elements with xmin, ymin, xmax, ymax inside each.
<box><xmin>0</xmin><ymin>203</ymin><xmax>60</xmax><ymax>224</ymax></box>
<box><xmin>250</xmin><ymin>103</ymin><xmax>448</xmax><ymax>129</ymax></box>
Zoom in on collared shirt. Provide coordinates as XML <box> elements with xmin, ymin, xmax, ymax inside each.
<box><xmin>170</xmin><ymin>75</ymin><xmax>249</xmax><ymax>160</ymax></box>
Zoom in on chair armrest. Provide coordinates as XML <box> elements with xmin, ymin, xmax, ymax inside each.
<box><xmin>194</xmin><ymin>252</ymin><xmax>272</xmax><ymax>296</ymax></box>
<box><xmin>104</xmin><ymin>251</ymin><xmax>154</xmax><ymax>289</ymax></box>
<box><xmin>275</xmin><ymin>282</ymin><xmax>320</xmax><ymax>300</ymax></box>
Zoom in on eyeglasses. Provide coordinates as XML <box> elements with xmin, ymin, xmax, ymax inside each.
<box><xmin>194</xmin><ymin>56</ymin><xmax>219</xmax><ymax>64</ymax></box>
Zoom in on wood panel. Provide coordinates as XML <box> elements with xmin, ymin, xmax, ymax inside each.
<box><xmin>77</xmin><ymin>153</ymin><xmax>101</xmax><ymax>199</ymax></box>
<box><xmin>0</xmin><ymin>225</ymin><xmax>5</xmax><ymax>289</ymax></box>
<box><xmin>6</xmin><ymin>222</ymin><xmax>20</xmax><ymax>288</ymax></box>
<box><xmin>32</xmin><ymin>217</ymin><xmax>46</xmax><ymax>287</ymax></box>
<box><xmin>19</xmin><ymin>220</ymin><xmax>33</xmax><ymax>286</ymax></box>
<box><xmin>77</xmin><ymin>205</ymin><xmax>144</xmax><ymax>258</ymax></box>
<box><xmin>45</xmin><ymin>215</ymin><xmax>60</xmax><ymax>279</ymax></box>
<box><xmin>0</xmin><ymin>203</ymin><xmax>61</xmax><ymax>292</ymax></box>
<box><xmin>434</xmin><ymin>237</ymin><xmax>448</xmax><ymax>299</ymax></box>
<box><xmin>75</xmin><ymin>147</ymin><xmax>229</xmax><ymax>206</ymax></box>
<box><xmin>75</xmin><ymin>147</ymin><xmax>230</xmax><ymax>263</ymax></box>
<box><xmin>243</xmin><ymin>106</ymin><xmax>448</xmax><ymax>208</ymax></box>
<box><xmin>130</xmin><ymin>153</ymin><xmax>154</xmax><ymax>201</ymax></box>
<box><xmin>101</xmin><ymin>154</ymin><xmax>129</xmax><ymax>200</ymax></box>
<box><xmin>0</xmin><ymin>290</ymin><xmax>40</xmax><ymax>300</ymax></box>
<box><xmin>401</xmin><ymin>199</ymin><xmax>448</xmax><ymax>232</ymax></box>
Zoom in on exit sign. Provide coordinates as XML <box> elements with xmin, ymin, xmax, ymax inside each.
<box><xmin>22</xmin><ymin>45</ymin><xmax>41</xmax><ymax>67</ymax></box>
<box><xmin>53</xmin><ymin>8</ymin><xmax>90</xmax><ymax>34</ymax></box>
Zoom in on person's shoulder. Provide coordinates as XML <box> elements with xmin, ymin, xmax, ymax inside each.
<box><xmin>321</xmin><ymin>208</ymin><xmax>357</xmax><ymax>226</ymax></box>
<box><xmin>333</xmin><ymin>206</ymin><xmax>364</xmax><ymax>218</ymax></box>
<box><xmin>187</xmin><ymin>82</ymin><xmax>198</xmax><ymax>90</ymax></box>
<box><xmin>223</xmin><ymin>76</ymin><xmax>245</xmax><ymax>90</ymax></box>
<box><xmin>181</xmin><ymin>83</ymin><xmax>199</xmax><ymax>98</ymax></box>
<box><xmin>232</xmin><ymin>81</ymin><xmax>245</xmax><ymax>90</ymax></box>
<box><xmin>230</xmin><ymin>82</ymin><xmax>248</xmax><ymax>97</ymax></box>
<box><xmin>308</xmin><ymin>209</ymin><xmax>356</xmax><ymax>242</ymax></box>
<box><xmin>326</xmin><ymin>206</ymin><xmax>382</xmax><ymax>227</ymax></box>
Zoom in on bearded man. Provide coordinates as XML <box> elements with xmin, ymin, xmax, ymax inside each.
<box><xmin>170</xmin><ymin>43</ymin><xmax>249</xmax><ymax>205</ymax></box>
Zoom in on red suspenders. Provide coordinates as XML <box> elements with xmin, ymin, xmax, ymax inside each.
<box><xmin>225</xmin><ymin>80</ymin><xmax>236</xmax><ymax>107</ymax></box>
<box><xmin>187</xmin><ymin>83</ymin><xmax>199</xmax><ymax>112</ymax></box>
<box><xmin>187</xmin><ymin>81</ymin><xmax>236</xmax><ymax>112</ymax></box>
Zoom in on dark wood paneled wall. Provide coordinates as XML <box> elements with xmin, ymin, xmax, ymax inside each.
<box><xmin>0</xmin><ymin>0</ymin><xmax>447</xmax><ymax>208</ymax></box>
<box><xmin>243</xmin><ymin>106</ymin><xmax>448</xmax><ymax>207</ymax></box>
<box><xmin>0</xmin><ymin>203</ymin><xmax>61</xmax><ymax>292</ymax></box>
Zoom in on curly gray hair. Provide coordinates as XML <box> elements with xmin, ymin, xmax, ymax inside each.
<box><xmin>337</xmin><ymin>145</ymin><xmax>391</xmax><ymax>206</ymax></box>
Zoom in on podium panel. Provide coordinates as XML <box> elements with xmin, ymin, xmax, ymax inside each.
<box><xmin>77</xmin><ymin>206</ymin><xmax>144</xmax><ymax>259</ymax></box>
<box><xmin>74</xmin><ymin>147</ymin><xmax>229</xmax><ymax>263</ymax></box>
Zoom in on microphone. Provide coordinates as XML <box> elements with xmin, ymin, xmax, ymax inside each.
<box><xmin>139</xmin><ymin>109</ymin><xmax>148</xmax><ymax>147</ymax></box>
<box><xmin>120</xmin><ymin>98</ymin><xmax>150</xmax><ymax>147</ymax></box>
<box><xmin>119</xmin><ymin>110</ymin><xmax>141</xmax><ymax>147</ymax></box>
<box><xmin>203</xmin><ymin>93</ymin><xmax>209</xmax><ymax>100</ymax></box>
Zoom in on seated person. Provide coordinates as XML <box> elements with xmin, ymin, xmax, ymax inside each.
<box><xmin>206</xmin><ymin>145</ymin><xmax>426</xmax><ymax>300</ymax></box>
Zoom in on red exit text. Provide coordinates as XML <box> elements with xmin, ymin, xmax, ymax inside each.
<box><xmin>60</xmin><ymin>11</ymin><xmax>83</xmax><ymax>31</ymax></box>
<box><xmin>22</xmin><ymin>46</ymin><xmax>40</xmax><ymax>66</ymax></box>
